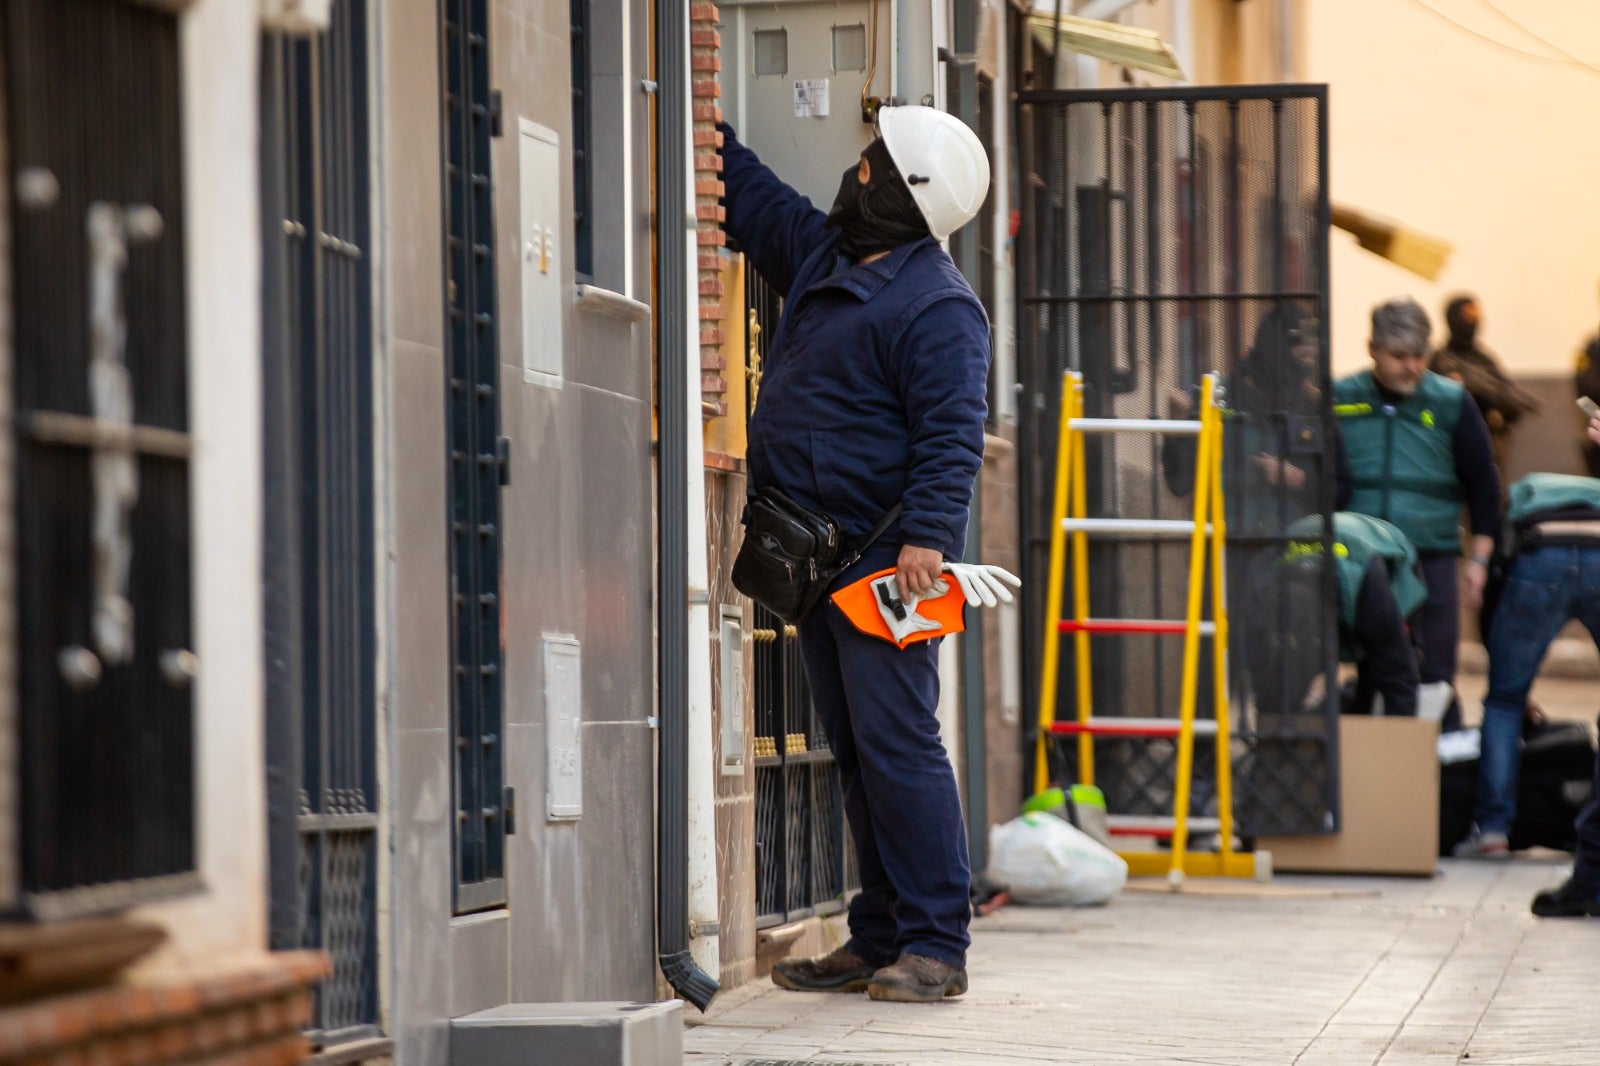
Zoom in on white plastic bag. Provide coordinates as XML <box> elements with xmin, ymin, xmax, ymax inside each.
<box><xmin>987</xmin><ymin>812</ymin><xmax>1128</xmax><ymax>906</ymax></box>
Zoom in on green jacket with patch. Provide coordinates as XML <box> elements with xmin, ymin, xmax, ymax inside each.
<box><xmin>1333</xmin><ymin>370</ymin><xmax>1464</xmax><ymax>552</ymax></box>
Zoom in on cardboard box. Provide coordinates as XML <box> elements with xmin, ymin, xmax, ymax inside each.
<box><xmin>1259</xmin><ymin>716</ymin><xmax>1440</xmax><ymax>876</ymax></box>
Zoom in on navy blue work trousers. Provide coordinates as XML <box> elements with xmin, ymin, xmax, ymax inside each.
<box><xmin>797</xmin><ymin>562</ymin><xmax>972</xmax><ymax>970</ymax></box>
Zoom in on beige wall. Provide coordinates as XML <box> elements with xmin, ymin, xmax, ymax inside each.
<box><xmin>1302</xmin><ymin>0</ymin><xmax>1600</xmax><ymax>378</ymax></box>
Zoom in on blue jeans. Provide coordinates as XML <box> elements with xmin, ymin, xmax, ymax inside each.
<box><xmin>1473</xmin><ymin>545</ymin><xmax>1600</xmax><ymax>838</ymax></box>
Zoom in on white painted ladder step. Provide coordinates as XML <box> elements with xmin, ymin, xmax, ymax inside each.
<box><xmin>1047</xmin><ymin>717</ymin><xmax>1219</xmax><ymax>738</ymax></box>
<box><xmin>1068</xmin><ymin>417</ymin><xmax>1203</xmax><ymax>435</ymax></box>
<box><xmin>1061</xmin><ymin>517</ymin><xmax>1212</xmax><ymax>536</ymax></box>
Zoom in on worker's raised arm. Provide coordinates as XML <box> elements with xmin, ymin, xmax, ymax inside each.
<box><xmin>717</xmin><ymin>123</ymin><xmax>833</xmax><ymax>296</ymax></box>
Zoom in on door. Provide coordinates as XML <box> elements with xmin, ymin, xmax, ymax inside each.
<box><xmin>7</xmin><ymin>0</ymin><xmax>197</xmax><ymax>920</ymax></box>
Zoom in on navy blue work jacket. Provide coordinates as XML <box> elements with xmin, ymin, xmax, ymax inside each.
<box><xmin>719</xmin><ymin>124</ymin><xmax>991</xmax><ymax>560</ymax></box>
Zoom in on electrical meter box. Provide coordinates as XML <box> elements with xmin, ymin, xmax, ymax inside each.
<box><xmin>721</xmin><ymin>0</ymin><xmax>942</xmax><ymax>210</ymax></box>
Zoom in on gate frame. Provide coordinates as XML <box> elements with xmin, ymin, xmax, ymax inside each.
<box><xmin>1014</xmin><ymin>83</ymin><xmax>1341</xmax><ymax>839</ymax></box>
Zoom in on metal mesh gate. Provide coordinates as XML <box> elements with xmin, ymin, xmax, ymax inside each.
<box><xmin>1017</xmin><ymin>86</ymin><xmax>1341</xmax><ymax>837</ymax></box>
<box><xmin>750</xmin><ymin>607</ymin><xmax>854</xmax><ymax>926</ymax></box>
<box><xmin>261</xmin><ymin>0</ymin><xmax>380</xmax><ymax>1045</ymax></box>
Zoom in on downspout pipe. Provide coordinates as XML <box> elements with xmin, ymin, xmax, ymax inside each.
<box><xmin>680</xmin><ymin>0</ymin><xmax>722</xmax><ymax>984</ymax></box>
<box><xmin>655</xmin><ymin>0</ymin><xmax>719</xmax><ymax>1013</ymax></box>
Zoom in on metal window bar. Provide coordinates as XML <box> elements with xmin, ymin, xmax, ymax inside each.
<box><xmin>442</xmin><ymin>0</ymin><xmax>508</xmax><ymax>912</ymax></box>
<box><xmin>1016</xmin><ymin>86</ymin><xmax>1339</xmax><ymax>838</ymax></box>
<box><xmin>8</xmin><ymin>0</ymin><xmax>198</xmax><ymax>919</ymax></box>
<box><xmin>261</xmin><ymin>0</ymin><xmax>380</xmax><ymax>1045</ymax></box>
<box><xmin>570</xmin><ymin>0</ymin><xmax>592</xmax><ymax>278</ymax></box>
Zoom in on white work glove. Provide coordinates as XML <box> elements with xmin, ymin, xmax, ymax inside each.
<box><xmin>941</xmin><ymin>562</ymin><xmax>1021</xmax><ymax>608</ymax></box>
<box><xmin>870</xmin><ymin>574</ymin><xmax>949</xmax><ymax>644</ymax></box>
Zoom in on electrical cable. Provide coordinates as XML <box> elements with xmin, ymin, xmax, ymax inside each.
<box><xmin>1471</xmin><ymin>0</ymin><xmax>1600</xmax><ymax>73</ymax></box>
<box><xmin>861</xmin><ymin>0</ymin><xmax>879</xmax><ymax>121</ymax></box>
<box><xmin>1401</xmin><ymin>0</ymin><xmax>1600</xmax><ymax>76</ymax></box>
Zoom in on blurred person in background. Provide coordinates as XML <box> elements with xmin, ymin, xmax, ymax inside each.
<box><xmin>1335</xmin><ymin>297</ymin><xmax>1500</xmax><ymax>730</ymax></box>
<box><xmin>1430</xmin><ymin>295</ymin><xmax>1539</xmax><ymax>481</ymax></box>
<box><xmin>1576</xmin><ymin>291</ymin><xmax>1600</xmax><ymax>476</ymax></box>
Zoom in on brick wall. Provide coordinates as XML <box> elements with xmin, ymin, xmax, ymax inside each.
<box><xmin>0</xmin><ymin>951</ymin><xmax>328</xmax><ymax>1066</ymax></box>
<box><xmin>691</xmin><ymin>2</ymin><xmax>727</xmax><ymax>419</ymax></box>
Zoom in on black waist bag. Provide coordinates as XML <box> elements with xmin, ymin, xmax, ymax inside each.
<box><xmin>732</xmin><ymin>489</ymin><xmax>900</xmax><ymax>625</ymax></box>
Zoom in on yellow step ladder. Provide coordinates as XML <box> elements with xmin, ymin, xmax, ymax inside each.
<box><xmin>1033</xmin><ymin>371</ymin><xmax>1266</xmax><ymax>886</ymax></box>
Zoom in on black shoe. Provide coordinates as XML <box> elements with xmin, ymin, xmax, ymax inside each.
<box><xmin>1531</xmin><ymin>878</ymin><xmax>1600</xmax><ymax>918</ymax></box>
<box><xmin>866</xmin><ymin>953</ymin><xmax>968</xmax><ymax>1003</ymax></box>
<box><xmin>771</xmin><ymin>944</ymin><xmax>879</xmax><ymax>993</ymax></box>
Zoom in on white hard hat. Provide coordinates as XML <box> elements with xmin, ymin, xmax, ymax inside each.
<box><xmin>876</xmin><ymin>105</ymin><xmax>991</xmax><ymax>241</ymax></box>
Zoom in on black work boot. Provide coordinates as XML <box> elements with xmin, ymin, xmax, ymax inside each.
<box><xmin>1531</xmin><ymin>877</ymin><xmax>1600</xmax><ymax>918</ymax></box>
<box><xmin>866</xmin><ymin>953</ymin><xmax>968</xmax><ymax>1002</ymax></box>
<box><xmin>770</xmin><ymin>944</ymin><xmax>879</xmax><ymax>993</ymax></box>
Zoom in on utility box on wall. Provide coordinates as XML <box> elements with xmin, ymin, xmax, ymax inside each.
<box><xmin>519</xmin><ymin>119</ymin><xmax>564</xmax><ymax>386</ymax></box>
<box><xmin>721</xmin><ymin>0</ymin><xmax>897</xmax><ymax>209</ymax></box>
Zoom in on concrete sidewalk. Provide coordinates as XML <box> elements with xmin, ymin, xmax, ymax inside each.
<box><xmin>685</xmin><ymin>859</ymin><xmax>1600</xmax><ymax>1065</ymax></box>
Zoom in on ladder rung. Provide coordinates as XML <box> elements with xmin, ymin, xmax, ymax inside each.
<box><xmin>1061</xmin><ymin>518</ymin><xmax>1210</xmax><ymax>536</ymax></box>
<box><xmin>1107</xmin><ymin>815</ymin><xmax>1221</xmax><ymax>837</ymax></box>
<box><xmin>1048</xmin><ymin>717</ymin><xmax>1219</xmax><ymax>738</ymax></box>
<box><xmin>1058</xmin><ymin>619</ymin><xmax>1216</xmax><ymax>636</ymax></box>
<box><xmin>1068</xmin><ymin>417</ymin><xmax>1203</xmax><ymax>435</ymax></box>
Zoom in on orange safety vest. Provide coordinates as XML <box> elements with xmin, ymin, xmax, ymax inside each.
<box><xmin>829</xmin><ymin>567</ymin><xmax>967</xmax><ymax>649</ymax></box>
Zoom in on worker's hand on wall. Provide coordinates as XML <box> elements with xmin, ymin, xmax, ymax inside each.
<box><xmin>897</xmin><ymin>544</ymin><xmax>944</xmax><ymax>602</ymax></box>
<box><xmin>941</xmin><ymin>562</ymin><xmax>1022</xmax><ymax>608</ymax></box>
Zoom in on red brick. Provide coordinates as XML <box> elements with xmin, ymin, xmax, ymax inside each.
<box><xmin>693</xmin><ymin>102</ymin><xmax>724</xmax><ymax>123</ymax></box>
<box><xmin>702</xmin><ymin>399</ymin><xmax>728</xmax><ymax>419</ymax></box>
<box><xmin>692</xmin><ymin>129</ymin><xmax>724</xmax><ymax>148</ymax></box>
<box><xmin>701</xmin><ymin>372</ymin><xmax>727</xmax><ymax>391</ymax></box>
<box><xmin>691</xmin><ymin>53</ymin><xmax>722</xmax><ymax>73</ymax></box>
<box><xmin>690</xmin><ymin>2</ymin><xmax>720</xmax><ymax>22</ymax></box>
<box><xmin>694</xmin><ymin>152</ymin><xmax>724</xmax><ymax>173</ymax></box>
<box><xmin>700</xmin><ymin>326</ymin><xmax>725</xmax><ymax>344</ymax></box>
<box><xmin>696</xmin><ymin>228</ymin><xmax>727</xmax><ymax>248</ymax></box>
<box><xmin>695</xmin><ymin>204</ymin><xmax>726</xmax><ymax>223</ymax></box>
<box><xmin>692</xmin><ymin>79</ymin><xmax>721</xmax><ymax>99</ymax></box>
<box><xmin>699</xmin><ymin>253</ymin><xmax>723</xmax><ymax>271</ymax></box>
<box><xmin>691</xmin><ymin>28</ymin><xmax>722</xmax><ymax>48</ymax></box>
<box><xmin>699</xmin><ymin>278</ymin><xmax>725</xmax><ymax>297</ymax></box>
<box><xmin>695</xmin><ymin>179</ymin><xmax>725</xmax><ymax>198</ymax></box>
<box><xmin>701</xmin><ymin>352</ymin><xmax>726</xmax><ymax>371</ymax></box>
<box><xmin>699</xmin><ymin>304</ymin><xmax>725</xmax><ymax>321</ymax></box>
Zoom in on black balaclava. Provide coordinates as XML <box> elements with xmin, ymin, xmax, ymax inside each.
<box><xmin>1444</xmin><ymin>296</ymin><xmax>1478</xmax><ymax>351</ymax></box>
<box><xmin>825</xmin><ymin>138</ymin><xmax>930</xmax><ymax>260</ymax></box>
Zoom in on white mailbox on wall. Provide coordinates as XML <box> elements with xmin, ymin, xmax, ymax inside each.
<box><xmin>519</xmin><ymin>119</ymin><xmax>564</xmax><ymax>386</ymax></box>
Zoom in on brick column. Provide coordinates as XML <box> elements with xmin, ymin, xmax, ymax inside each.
<box><xmin>691</xmin><ymin>2</ymin><xmax>727</xmax><ymax>418</ymax></box>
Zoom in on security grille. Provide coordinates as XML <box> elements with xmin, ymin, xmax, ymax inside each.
<box><xmin>261</xmin><ymin>0</ymin><xmax>380</xmax><ymax>1043</ymax></box>
<box><xmin>1016</xmin><ymin>87</ymin><xmax>1340</xmax><ymax>837</ymax></box>
<box><xmin>751</xmin><ymin>606</ymin><xmax>852</xmax><ymax>927</ymax></box>
<box><xmin>7</xmin><ymin>0</ymin><xmax>197</xmax><ymax>918</ymax></box>
<box><xmin>442</xmin><ymin>0</ymin><xmax>511</xmax><ymax>911</ymax></box>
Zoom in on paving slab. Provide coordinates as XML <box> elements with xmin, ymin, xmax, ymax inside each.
<box><xmin>686</xmin><ymin>859</ymin><xmax>1600</xmax><ymax>1065</ymax></box>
